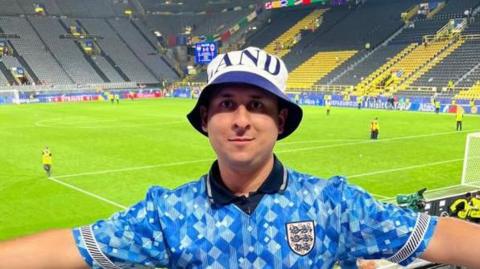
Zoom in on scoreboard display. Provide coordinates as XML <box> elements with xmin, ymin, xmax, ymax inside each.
<box><xmin>194</xmin><ymin>42</ymin><xmax>218</xmax><ymax>65</ymax></box>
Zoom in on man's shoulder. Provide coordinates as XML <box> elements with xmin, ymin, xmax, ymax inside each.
<box><xmin>146</xmin><ymin>176</ymin><xmax>207</xmax><ymax>200</ymax></box>
<box><xmin>286</xmin><ymin>169</ymin><xmax>348</xmax><ymax>195</ymax></box>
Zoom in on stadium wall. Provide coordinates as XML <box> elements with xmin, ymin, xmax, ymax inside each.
<box><xmin>0</xmin><ymin>89</ymin><xmax>165</xmax><ymax>105</ymax></box>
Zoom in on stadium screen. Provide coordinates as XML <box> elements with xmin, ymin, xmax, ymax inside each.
<box><xmin>194</xmin><ymin>42</ymin><xmax>218</xmax><ymax>65</ymax></box>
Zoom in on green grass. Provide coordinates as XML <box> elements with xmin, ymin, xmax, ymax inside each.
<box><xmin>1</xmin><ymin>98</ymin><xmax>479</xmax><ymax>240</ymax></box>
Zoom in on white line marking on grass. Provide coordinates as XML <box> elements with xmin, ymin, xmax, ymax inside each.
<box><xmin>55</xmin><ymin>159</ymin><xmax>214</xmax><ymax>179</ymax></box>
<box><xmin>276</xmin><ymin>129</ymin><xmax>478</xmax><ymax>154</ymax></box>
<box><xmin>347</xmin><ymin>158</ymin><xmax>464</xmax><ymax>179</ymax></box>
<box><xmin>48</xmin><ymin>176</ymin><xmax>127</xmax><ymax>209</ymax></box>
<box><xmin>35</xmin><ymin>118</ymin><xmax>186</xmax><ymax>129</ymax></box>
<box><xmin>278</xmin><ymin>139</ymin><xmax>363</xmax><ymax>145</ymax></box>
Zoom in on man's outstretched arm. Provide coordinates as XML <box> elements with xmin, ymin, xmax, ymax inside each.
<box><xmin>0</xmin><ymin>229</ymin><xmax>89</xmax><ymax>269</ymax></box>
<box><xmin>421</xmin><ymin>217</ymin><xmax>480</xmax><ymax>267</ymax></box>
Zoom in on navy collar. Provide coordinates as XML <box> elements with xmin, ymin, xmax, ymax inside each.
<box><xmin>205</xmin><ymin>156</ymin><xmax>288</xmax><ymax>205</ymax></box>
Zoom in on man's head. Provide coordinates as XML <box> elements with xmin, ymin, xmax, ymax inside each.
<box><xmin>198</xmin><ymin>84</ymin><xmax>288</xmax><ymax>167</ymax></box>
<box><xmin>187</xmin><ymin>47</ymin><xmax>302</xmax><ymax>141</ymax></box>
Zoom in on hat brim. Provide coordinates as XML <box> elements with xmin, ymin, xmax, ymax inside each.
<box><xmin>186</xmin><ymin>71</ymin><xmax>302</xmax><ymax>140</ymax></box>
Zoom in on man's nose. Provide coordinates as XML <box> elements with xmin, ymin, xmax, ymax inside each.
<box><xmin>232</xmin><ymin>105</ymin><xmax>251</xmax><ymax>131</ymax></box>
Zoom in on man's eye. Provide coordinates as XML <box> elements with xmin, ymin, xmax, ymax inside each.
<box><xmin>220</xmin><ymin>100</ymin><xmax>233</xmax><ymax>108</ymax></box>
<box><xmin>250</xmin><ymin>100</ymin><xmax>263</xmax><ymax>110</ymax></box>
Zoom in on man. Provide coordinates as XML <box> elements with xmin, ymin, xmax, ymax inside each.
<box><xmin>357</xmin><ymin>95</ymin><xmax>363</xmax><ymax>109</ymax></box>
<box><xmin>434</xmin><ymin>99</ymin><xmax>440</xmax><ymax>114</ymax></box>
<box><xmin>324</xmin><ymin>94</ymin><xmax>331</xmax><ymax>116</ymax></box>
<box><xmin>456</xmin><ymin>106</ymin><xmax>463</xmax><ymax>131</ymax></box>
<box><xmin>370</xmin><ymin>117</ymin><xmax>379</xmax><ymax>139</ymax></box>
<box><xmin>1</xmin><ymin>47</ymin><xmax>480</xmax><ymax>268</ymax></box>
<box><xmin>41</xmin><ymin>146</ymin><xmax>52</xmax><ymax>177</ymax></box>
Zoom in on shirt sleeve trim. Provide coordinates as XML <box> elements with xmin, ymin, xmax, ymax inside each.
<box><xmin>79</xmin><ymin>225</ymin><xmax>122</xmax><ymax>269</ymax></box>
<box><xmin>386</xmin><ymin>213</ymin><xmax>431</xmax><ymax>264</ymax></box>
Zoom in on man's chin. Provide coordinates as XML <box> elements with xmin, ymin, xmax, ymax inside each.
<box><xmin>221</xmin><ymin>152</ymin><xmax>271</xmax><ymax>168</ymax></box>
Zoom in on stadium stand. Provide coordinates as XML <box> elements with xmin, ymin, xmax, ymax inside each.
<box><xmin>398</xmin><ymin>37</ymin><xmax>465</xmax><ymax>90</ymax></box>
<box><xmin>412</xmin><ymin>38</ymin><xmax>480</xmax><ymax>88</ymax></box>
<box><xmin>329</xmin><ymin>44</ymin><xmax>408</xmax><ymax>86</ymax></box>
<box><xmin>0</xmin><ymin>0</ymin><xmax>23</xmax><ymax>15</ymax></box>
<box><xmin>107</xmin><ymin>18</ymin><xmax>178</xmax><ymax>81</ymax></box>
<box><xmin>143</xmin><ymin>8</ymin><xmax>252</xmax><ymax>37</ymax></box>
<box><xmin>0</xmin><ymin>0</ymin><xmax>128</xmax><ymax>17</ymax></box>
<box><xmin>0</xmin><ymin>62</ymin><xmax>10</xmax><ymax>85</ymax></box>
<box><xmin>364</xmin><ymin>40</ymin><xmax>452</xmax><ymax>96</ymax></box>
<box><xmin>457</xmin><ymin>80</ymin><xmax>480</xmax><ymax>99</ymax></box>
<box><xmin>463</xmin><ymin>15</ymin><xmax>480</xmax><ymax>34</ymax></box>
<box><xmin>435</xmin><ymin>0</ymin><xmax>480</xmax><ymax>18</ymax></box>
<box><xmin>354</xmin><ymin>43</ymin><xmax>417</xmax><ymax>94</ymax></box>
<box><xmin>28</xmin><ymin>16</ymin><xmax>104</xmax><ymax>84</ymax></box>
<box><xmin>282</xmin><ymin>0</ymin><xmax>416</xmax><ymax>71</ymax></box>
<box><xmin>1</xmin><ymin>55</ymin><xmax>30</xmax><ymax>83</ymax></box>
<box><xmin>139</xmin><ymin>0</ymin><xmax>259</xmax><ymax>13</ymax></box>
<box><xmin>390</xmin><ymin>19</ymin><xmax>450</xmax><ymax>44</ymax></box>
<box><xmin>248</xmin><ymin>7</ymin><xmax>314</xmax><ymax>49</ymax></box>
<box><xmin>79</xmin><ymin>18</ymin><xmax>158</xmax><ymax>83</ymax></box>
<box><xmin>0</xmin><ymin>16</ymin><xmax>73</xmax><ymax>85</ymax></box>
<box><xmin>16</xmin><ymin>0</ymin><xmax>62</xmax><ymax>15</ymax></box>
<box><xmin>264</xmin><ymin>9</ymin><xmax>326</xmax><ymax>58</ymax></box>
<box><xmin>458</xmin><ymin>62</ymin><xmax>480</xmax><ymax>88</ymax></box>
<box><xmin>287</xmin><ymin>50</ymin><xmax>357</xmax><ymax>89</ymax></box>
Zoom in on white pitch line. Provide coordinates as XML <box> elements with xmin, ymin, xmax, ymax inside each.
<box><xmin>48</xmin><ymin>176</ymin><xmax>127</xmax><ymax>209</ymax></box>
<box><xmin>55</xmin><ymin>159</ymin><xmax>214</xmax><ymax>179</ymax></box>
<box><xmin>347</xmin><ymin>158</ymin><xmax>464</xmax><ymax>179</ymax></box>
<box><xmin>276</xmin><ymin>129</ymin><xmax>478</xmax><ymax>154</ymax></box>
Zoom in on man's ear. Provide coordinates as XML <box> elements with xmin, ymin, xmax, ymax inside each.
<box><xmin>278</xmin><ymin>108</ymin><xmax>288</xmax><ymax>135</ymax></box>
<box><xmin>199</xmin><ymin>106</ymin><xmax>208</xmax><ymax>132</ymax></box>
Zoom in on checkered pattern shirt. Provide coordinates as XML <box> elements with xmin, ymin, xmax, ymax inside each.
<box><xmin>73</xmin><ymin>168</ymin><xmax>437</xmax><ymax>268</ymax></box>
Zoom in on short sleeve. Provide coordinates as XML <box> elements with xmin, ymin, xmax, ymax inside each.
<box><xmin>72</xmin><ymin>187</ymin><xmax>169</xmax><ymax>268</ymax></box>
<box><xmin>331</xmin><ymin>176</ymin><xmax>437</xmax><ymax>266</ymax></box>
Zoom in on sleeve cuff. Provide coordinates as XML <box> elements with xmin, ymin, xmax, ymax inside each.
<box><xmin>72</xmin><ymin>226</ymin><xmax>121</xmax><ymax>269</ymax></box>
<box><xmin>386</xmin><ymin>213</ymin><xmax>437</xmax><ymax>265</ymax></box>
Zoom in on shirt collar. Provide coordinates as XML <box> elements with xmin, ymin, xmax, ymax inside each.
<box><xmin>205</xmin><ymin>155</ymin><xmax>288</xmax><ymax>205</ymax></box>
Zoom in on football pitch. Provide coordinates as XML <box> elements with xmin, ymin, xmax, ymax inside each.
<box><xmin>1</xmin><ymin>98</ymin><xmax>479</xmax><ymax>240</ymax></box>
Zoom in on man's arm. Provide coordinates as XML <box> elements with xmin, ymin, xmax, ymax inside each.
<box><xmin>0</xmin><ymin>229</ymin><xmax>89</xmax><ymax>269</ymax></box>
<box><xmin>421</xmin><ymin>217</ymin><xmax>480</xmax><ymax>267</ymax></box>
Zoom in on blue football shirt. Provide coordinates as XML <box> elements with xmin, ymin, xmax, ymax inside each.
<box><xmin>73</xmin><ymin>167</ymin><xmax>437</xmax><ymax>268</ymax></box>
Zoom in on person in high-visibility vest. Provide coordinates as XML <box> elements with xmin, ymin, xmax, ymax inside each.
<box><xmin>435</xmin><ymin>100</ymin><xmax>440</xmax><ymax>114</ymax></box>
<box><xmin>357</xmin><ymin>95</ymin><xmax>363</xmax><ymax>109</ymax></box>
<box><xmin>470</xmin><ymin>99</ymin><xmax>476</xmax><ymax>114</ymax></box>
<box><xmin>456</xmin><ymin>106</ymin><xmax>464</xmax><ymax>131</ymax></box>
<box><xmin>370</xmin><ymin>117</ymin><xmax>379</xmax><ymax>139</ymax></box>
<box><xmin>41</xmin><ymin>146</ymin><xmax>52</xmax><ymax>177</ymax></box>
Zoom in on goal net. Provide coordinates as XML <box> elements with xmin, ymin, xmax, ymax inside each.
<box><xmin>0</xmin><ymin>89</ymin><xmax>20</xmax><ymax>105</ymax></box>
<box><xmin>461</xmin><ymin>132</ymin><xmax>480</xmax><ymax>187</ymax></box>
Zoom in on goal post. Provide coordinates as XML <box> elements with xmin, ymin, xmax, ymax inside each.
<box><xmin>0</xmin><ymin>89</ymin><xmax>20</xmax><ymax>104</ymax></box>
<box><xmin>461</xmin><ymin>132</ymin><xmax>480</xmax><ymax>186</ymax></box>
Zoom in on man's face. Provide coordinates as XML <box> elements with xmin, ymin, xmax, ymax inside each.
<box><xmin>200</xmin><ymin>84</ymin><xmax>287</xmax><ymax>168</ymax></box>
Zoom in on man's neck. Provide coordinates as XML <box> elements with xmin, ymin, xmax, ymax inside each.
<box><xmin>217</xmin><ymin>155</ymin><xmax>274</xmax><ymax>197</ymax></box>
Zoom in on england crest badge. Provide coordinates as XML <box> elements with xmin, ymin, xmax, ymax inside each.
<box><xmin>286</xmin><ymin>220</ymin><xmax>315</xmax><ymax>256</ymax></box>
